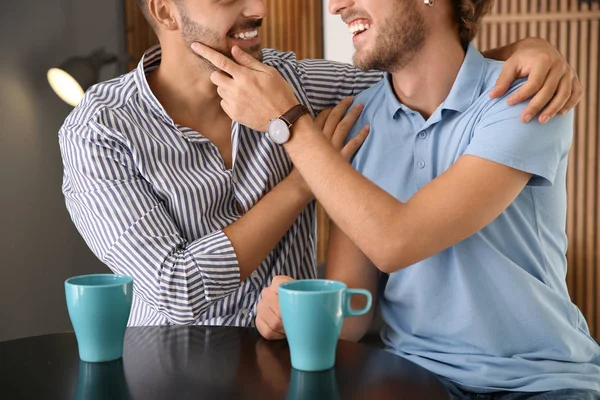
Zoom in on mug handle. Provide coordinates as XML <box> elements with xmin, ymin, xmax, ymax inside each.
<box><xmin>342</xmin><ymin>289</ymin><xmax>372</xmax><ymax>317</ymax></box>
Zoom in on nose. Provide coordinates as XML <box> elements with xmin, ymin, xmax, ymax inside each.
<box><xmin>329</xmin><ymin>0</ymin><xmax>353</xmax><ymax>16</ymax></box>
<box><xmin>244</xmin><ymin>0</ymin><xmax>268</xmax><ymax>20</ymax></box>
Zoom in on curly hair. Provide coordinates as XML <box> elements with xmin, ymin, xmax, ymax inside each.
<box><xmin>453</xmin><ymin>0</ymin><xmax>495</xmax><ymax>46</ymax></box>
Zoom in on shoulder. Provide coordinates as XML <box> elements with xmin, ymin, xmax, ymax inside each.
<box><xmin>262</xmin><ymin>48</ymin><xmax>299</xmax><ymax>67</ymax></box>
<box><xmin>344</xmin><ymin>80</ymin><xmax>388</xmax><ymax>143</ymax></box>
<box><xmin>60</xmin><ymin>71</ymin><xmax>138</xmax><ymax>140</ymax></box>
<box><xmin>262</xmin><ymin>48</ymin><xmax>383</xmax><ymax>80</ymax></box>
<box><xmin>471</xmin><ymin>59</ymin><xmax>573</xmax><ymax>138</ymax></box>
<box><xmin>475</xmin><ymin>58</ymin><xmax>530</xmax><ymax>122</ymax></box>
<box><xmin>351</xmin><ymin>78</ymin><xmax>389</xmax><ymax>123</ymax></box>
<box><xmin>354</xmin><ymin>78</ymin><xmax>387</xmax><ymax>104</ymax></box>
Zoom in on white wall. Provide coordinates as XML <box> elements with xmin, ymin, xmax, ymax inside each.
<box><xmin>323</xmin><ymin>1</ymin><xmax>355</xmax><ymax>64</ymax></box>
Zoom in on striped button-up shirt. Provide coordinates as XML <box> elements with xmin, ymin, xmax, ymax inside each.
<box><xmin>59</xmin><ymin>46</ymin><xmax>382</xmax><ymax>327</ymax></box>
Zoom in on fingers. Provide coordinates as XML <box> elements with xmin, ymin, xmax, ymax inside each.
<box><xmin>331</xmin><ymin>104</ymin><xmax>364</xmax><ymax>149</ymax></box>
<box><xmin>212</xmin><ymin>70</ymin><xmax>232</xmax><ymax>108</ymax></box>
<box><xmin>256</xmin><ymin>285</ymin><xmax>286</xmax><ymax>341</ymax></box>
<box><xmin>323</xmin><ymin>97</ymin><xmax>354</xmax><ymax>139</ymax></box>
<box><xmin>559</xmin><ymin>75</ymin><xmax>582</xmax><ymax>115</ymax></box>
<box><xmin>506</xmin><ymin>65</ymin><xmax>549</xmax><ymax>109</ymax></box>
<box><xmin>231</xmin><ymin>46</ymin><xmax>265</xmax><ymax>71</ymax></box>
<box><xmin>256</xmin><ymin>316</ymin><xmax>286</xmax><ymax>340</ymax></box>
<box><xmin>314</xmin><ymin>107</ymin><xmax>334</xmax><ymax>131</ymax></box>
<box><xmin>191</xmin><ymin>42</ymin><xmax>242</xmax><ymax>76</ymax></box>
<box><xmin>271</xmin><ymin>275</ymin><xmax>294</xmax><ymax>291</ymax></box>
<box><xmin>490</xmin><ymin>59</ymin><xmax>519</xmax><ymax>99</ymax></box>
<box><xmin>535</xmin><ymin>67</ymin><xmax>572</xmax><ymax>123</ymax></box>
<box><xmin>210</xmin><ymin>70</ymin><xmax>233</xmax><ymax>87</ymax></box>
<box><xmin>341</xmin><ymin>125</ymin><xmax>370</xmax><ymax>161</ymax></box>
<box><xmin>519</xmin><ymin>60</ymin><xmax>565</xmax><ymax>122</ymax></box>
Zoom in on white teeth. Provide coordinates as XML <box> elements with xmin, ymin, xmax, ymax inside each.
<box><xmin>233</xmin><ymin>30</ymin><xmax>258</xmax><ymax>40</ymax></box>
<box><xmin>348</xmin><ymin>22</ymin><xmax>371</xmax><ymax>35</ymax></box>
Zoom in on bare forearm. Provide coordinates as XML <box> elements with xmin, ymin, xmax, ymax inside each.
<box><xmin>482</xmin><ymin>43</ymin><xmax>515</xmax><ymax>61</ymax></box>
<box><xmin>325</xmin><ymin>223</ymin><xmax>379</xmax><ymax>342</ymax></box>
<box><xmin>283</xmin><ymin>118</ymin><xmax>532</xmax><ymax>275</ymax></box>
<box><xmin>283</xmin><ymin>116</ymin><xmax>405</xmax><ymax>271</ymax></box>
<box><xmin>223</xmin><ymin>174</ymin><xmax>313</xmax><ymax>280</ymax></box>
<box><xmin>482</xmin><ymin>38</ymin><xmax>542</xmax><ymax>61</ymax></box>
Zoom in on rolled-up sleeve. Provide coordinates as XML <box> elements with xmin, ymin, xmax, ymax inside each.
<box><xmin>59</xmin><ymin>122</ymin><xmax>240</xmax><ymax>325</ymax></box>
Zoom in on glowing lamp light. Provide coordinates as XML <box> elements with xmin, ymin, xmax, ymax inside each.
<box><xmin>47</xmin><ymin>49</ymin><xmax>117</xmax><ymax>107</ymax></box>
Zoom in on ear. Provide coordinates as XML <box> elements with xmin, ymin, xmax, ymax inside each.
<box><xmin>148</xmin><ymin>0</ymin><xmax>179</xmax><ymax>31</ymax></box>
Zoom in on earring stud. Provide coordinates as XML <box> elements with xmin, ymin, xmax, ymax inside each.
<box><xmin>425</xmin><ymin>0</ymin><xmax>434</xmax><ymax>6</ymax></box>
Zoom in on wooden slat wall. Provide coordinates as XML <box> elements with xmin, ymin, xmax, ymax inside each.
<box><xmin>124</xmin><ymin>0</ymin><xmax>159</xmax><ymax>71</ymax></box>
<box><xmin>475</xmin><ymin>1</ymin><xmax>600</xmax><ymax>340</ymax></box>
<box><xmin>257</xmin><ymin>0</ymin><xmax>329</xmax><ymax>264</ymax></box>
<box><xmin>261</xmin><ymin>0</ymin><xmax>323</xmax><ymax>59</ymax></box>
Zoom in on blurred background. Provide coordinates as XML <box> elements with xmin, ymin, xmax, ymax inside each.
<box><xmin>0</xmin><ymin>0</ymin><xmax>598</xmax><ymax>342</ymax></box>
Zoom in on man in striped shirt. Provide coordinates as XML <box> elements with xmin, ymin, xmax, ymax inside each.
<box><xmin>59</xmin><ymin>0</ymin><xmax>581</xmax><ymax>328</ymax></box>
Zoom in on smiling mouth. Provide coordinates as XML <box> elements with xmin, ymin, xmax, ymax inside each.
<box><xmin>230</xmin><ymin>29</ymin><xmax>259</xmax><ymax>40</ymax></box>
<box><xmin>347</xmin><ymin>20</ymin><xmax>372</xmax><ymax>39</ymax></box>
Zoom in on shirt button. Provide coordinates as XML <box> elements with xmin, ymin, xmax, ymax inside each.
<box><xmin>418</xmin><ymin>131</ymin><xmax>427</xmax><ymax>139</ymax></box>
<box><xmin>251</xmin><ymin>271</ymin><xmax>259</xmax><ymax>279</ymax></box>
<box><xmin>417</xmin><ymin>160</ymin><xmax>426</xmax><ymax>169</ymax></box>
<box><xmin>240</xmin><ymin>308</ymin><xmax>249</xmax><ymax>317</ymax></box>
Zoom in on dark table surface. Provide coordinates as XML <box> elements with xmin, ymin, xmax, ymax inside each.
<box><xmin>0</xmin><ymin>326</ymin><xmax>450</xmax><ymax>399</ymax></box>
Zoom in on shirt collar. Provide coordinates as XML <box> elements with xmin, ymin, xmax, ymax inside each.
<box><xmin>133</xmin><ymin>46</ymin><xmax>180</xmax><ymax>132</ymax></box>
<box><xmin>134</xmin><ymin>46</ymin><xmax>225</xmax><ymax>144</ymax></box>
<box><xmin>383</xmin><ymin>73</ymin><xmax>407</xmax><ymax>119</ymax></box>
<box><xmin>382</xmin><ymin>43</ymin><xmax>486</xmax><ymax>119</ymax></box>
<box><xmin>440</xmin><ymin>43</ymin><xmax>486</xmax><ymax>113</ymax></box>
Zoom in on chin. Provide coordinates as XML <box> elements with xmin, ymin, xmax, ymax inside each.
<box><xmin>237</xmin><ymin>45</ymin><xmax>263</xmax><ymax>61</ymax></box>
<box><xmin>249</xmin><ymin>47</ymin><xmax>263</xmax><ymax>61</ymax></box>
<box><xmin>353</xmin><ymin>52</ymin><xmax>371</xmax><ymax>70</ymax></box>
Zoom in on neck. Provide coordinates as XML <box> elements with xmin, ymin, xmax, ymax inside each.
<box><xmin>390</xmin><ymin>31</ymin><xmax>465</xmax><ymax>119</ymax></box>
<box><xmin>147</xmin><ymin>43</ymin><xmax>227</xmax><ymax>124</ymax></box>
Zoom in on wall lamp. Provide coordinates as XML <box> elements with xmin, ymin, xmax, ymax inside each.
<box><xmin>47</xmin><ymin>49</ymin><xmax>118</xmax><ymax>107</ymax></box>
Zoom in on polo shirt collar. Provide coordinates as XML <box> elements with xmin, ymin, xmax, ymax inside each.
<box><xmin>440</xmin><ymin>43</ymin><xmax>486</xmax><ymax>113</ymax></box>
<box><xmin>382</xmin><ymin>43</ymin><xmax>486</xmax><ymax>119</ymax></box>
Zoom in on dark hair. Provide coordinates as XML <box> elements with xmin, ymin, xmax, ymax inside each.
<box><xmin>453</xmin><ymin>0</ymin><xmax>495</xmax><ymax>46</ymax></box>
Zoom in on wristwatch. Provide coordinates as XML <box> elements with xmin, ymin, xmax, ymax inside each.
<box><xmin>266</xmin><ymin>104</ymin><xmax>309</xmax><ymax>145</ymax></box>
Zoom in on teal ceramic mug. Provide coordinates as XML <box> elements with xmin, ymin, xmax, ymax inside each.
<box><xmin>278</xmin><ymin>279</ymin><xmax>372</xmax><ymax>371</ymax></box>
<box><xmin>65</xmin><ymin>274</ymin><xmax>133</xmax><ymax>363</ymax></box>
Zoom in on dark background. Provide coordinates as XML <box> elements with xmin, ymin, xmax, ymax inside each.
<box><xmin>0</xmin><ymin>0</ymin><xmax>125</xmax><ymax>341</ymax></box>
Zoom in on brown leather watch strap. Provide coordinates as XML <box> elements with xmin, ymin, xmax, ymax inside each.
<box><xmin>280</xmin><ymin>104</ymin><xmax>309</xmax><ymax>127</ymax></box>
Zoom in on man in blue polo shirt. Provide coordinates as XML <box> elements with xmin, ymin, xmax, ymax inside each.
<box><xmin>192</xmin><ymin>0</ymin><xmax>600</xmax><ymax>398</ymax></box>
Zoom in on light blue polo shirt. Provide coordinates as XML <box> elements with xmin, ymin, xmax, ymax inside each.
<box><xmin>346</xmin><ymin>44</ymin><xmax>600</xmax><ymax>393</ymax></box>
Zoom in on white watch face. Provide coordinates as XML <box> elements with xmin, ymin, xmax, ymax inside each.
<box><xmin>268</xmin><ymin>118</ymin><xmax>290</xmax><ymax>144</ymax></box>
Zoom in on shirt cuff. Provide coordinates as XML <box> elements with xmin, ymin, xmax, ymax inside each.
<box><xmin>188</xmin><ymin>230</ymin><xmax>241</xmax><ymax>302</ymax></box>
